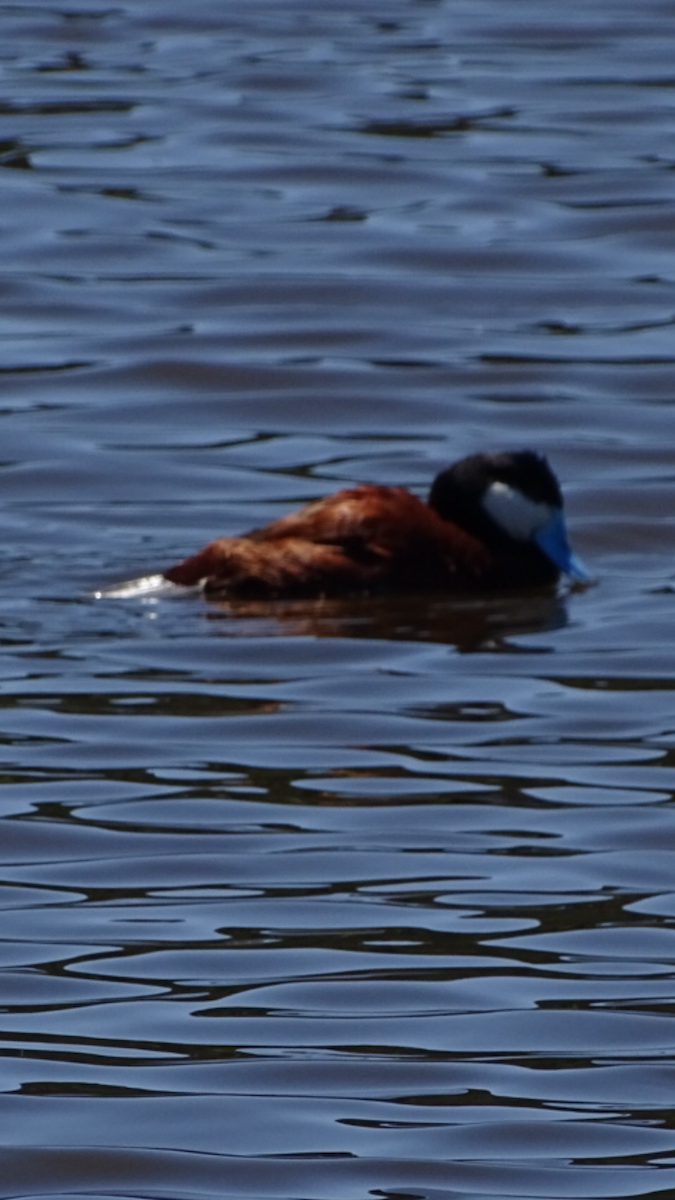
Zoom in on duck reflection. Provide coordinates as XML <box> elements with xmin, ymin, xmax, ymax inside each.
<box><xmin>200</xmin><ymin>587</ymin><xmax>571</xmax><ymax>650</ymax></box>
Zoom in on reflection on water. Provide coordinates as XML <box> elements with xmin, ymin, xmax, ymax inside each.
<box><xmin>200</xmin><ymin>587</ymin><xmax>572</xmax><ymax>647</ymax></box>
<box><xmin>95</xmin><ymin>575</ymin><xmax>572</xmax><ymax>646</ymax></box>
<box><xmin>2</xmin><ymin>1</ymin><xmax>675</xmax><ymax>1199</ymax></box>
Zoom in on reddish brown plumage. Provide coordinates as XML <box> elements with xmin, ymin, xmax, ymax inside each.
<box><xmin>99</xmin><ymin>450</ymin><xmax>584</xmax><ymax>603</ymax></box>
<box><xmin>163</xmin><ymin>484</ymin><xmax>501</xmax><ymax>598</ymax></box>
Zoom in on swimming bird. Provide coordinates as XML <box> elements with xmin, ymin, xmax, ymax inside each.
<box><xmin>160</xmin><ymin>450</ymin><xmax>588</xmax><ymax>598</ymax></box>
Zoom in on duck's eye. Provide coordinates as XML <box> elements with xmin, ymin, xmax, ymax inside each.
<box><xmin>482</xmin><ymin>481</ymin><xmax>555</xmax><ymax>541</ymax></box>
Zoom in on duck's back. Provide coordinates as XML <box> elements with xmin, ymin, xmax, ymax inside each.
<box><xmin>164</xmin><ymin>484</ymin><xmax>489</xmax><ymax>597</ymax></box>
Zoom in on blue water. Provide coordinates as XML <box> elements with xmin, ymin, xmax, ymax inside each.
<box><xmin>2</xmin><ymin>2</ymin><xmax>675</xmax><ymax>1198</ymax></box>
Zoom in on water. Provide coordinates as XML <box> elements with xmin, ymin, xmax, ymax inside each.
<box><xmin>2</xmin><ymin>2</ymin><xmax>675</xmax><ymax>1198</ymax></box>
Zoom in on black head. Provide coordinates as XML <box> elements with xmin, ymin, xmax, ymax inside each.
<box><xmin>429</xmin><ymin>450</ymin><xmax>587</xmax><ymax>581</ymax></box>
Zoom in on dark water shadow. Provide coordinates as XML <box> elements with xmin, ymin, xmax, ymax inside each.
<box><xmin>198</xmin><ymin>586</ymin><xmax>572</xmax><ymax>649</ymax></box>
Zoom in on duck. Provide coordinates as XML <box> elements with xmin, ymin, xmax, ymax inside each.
<box><xmin>160</xmin><ymin>450</ymin><xmax>588</xmax><ymax>598</ymax></box>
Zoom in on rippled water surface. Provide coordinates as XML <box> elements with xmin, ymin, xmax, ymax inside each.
<box><xmin>2</xmin><ymin>2</ymin><xmax>675</xmax><ymax>1198</ymax></box>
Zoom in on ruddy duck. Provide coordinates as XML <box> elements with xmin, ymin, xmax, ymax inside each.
<box><xmin>160</xmin><ymin>450</ymin><xmax>588</xmax><ymax>598</ymax></box>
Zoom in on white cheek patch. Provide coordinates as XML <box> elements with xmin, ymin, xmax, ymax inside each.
<box><xmin>482</xmin><ymin>481</ymin><xmax>555</xmax><ymax>541</ymax></box>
